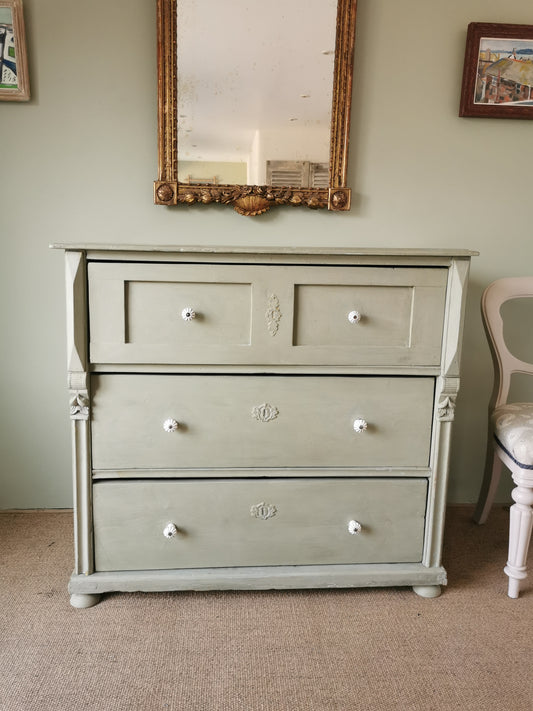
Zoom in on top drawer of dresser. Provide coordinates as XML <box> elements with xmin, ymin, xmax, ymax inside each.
<box><xmin>88</xmin><ymin>262</ymin><xmax>447</xmax><ymax>367</ymax></box>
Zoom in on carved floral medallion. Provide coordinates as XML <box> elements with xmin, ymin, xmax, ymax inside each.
<box><xmin>250</xmin><ymin>502</ymin><xmax>277</xmax><ymax>520</ymax></box>
<box><xmin>251</xmin><ymin>403</ymin><xmax>279</xmax><ymax>423</ymax></box>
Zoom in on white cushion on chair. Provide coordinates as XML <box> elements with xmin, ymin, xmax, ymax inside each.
<box><xmin>492</xmin><ymin>402</ymin><xmax>533</xmax><ymax>468</ymax></box>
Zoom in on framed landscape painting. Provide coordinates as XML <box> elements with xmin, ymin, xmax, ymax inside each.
<box><xmin>0</xmin><ymin>0</ymin><xmax>29</xmax><ymax>101</ymax></box>
<box><xmin>459</xmin><ymin>22</ymin><xmax>533</xmax><ymax>119</ymax></box>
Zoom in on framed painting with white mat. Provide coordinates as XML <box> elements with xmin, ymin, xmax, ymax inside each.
<box><xmin>460</xmin><ymin>22</ymin><xmax>533</xmax><ymax>119</ymax></box>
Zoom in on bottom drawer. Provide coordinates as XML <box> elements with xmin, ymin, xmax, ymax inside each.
<box><xmin>93</xmin><ymin>478</ymin><xmax>427</xmax><ymax>571</ymax></box>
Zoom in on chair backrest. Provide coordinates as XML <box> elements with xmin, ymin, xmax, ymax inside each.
<box><xmin>482</xmin><ymin>277</ymin><xmax>533</xmax><ymax>410</ymax></box>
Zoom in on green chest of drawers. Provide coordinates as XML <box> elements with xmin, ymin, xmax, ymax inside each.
<box><xmin>53</xmin><ymin>245</ymin><xmax>474</xmax><ymax>607</ymax></box>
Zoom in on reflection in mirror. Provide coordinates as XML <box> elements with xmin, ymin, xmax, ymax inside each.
<box><xmin>155</xmin><ymin>0</ymin><xmax>357</xmax><ymax>216</ymax></box>
<box><xmin>177</xmin><ymin>0</ymin><xmax>336</xmax><ymax>187</ymax></box>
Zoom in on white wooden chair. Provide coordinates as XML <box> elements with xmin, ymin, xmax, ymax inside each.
<box><xmin>473</xmin><ymin>277</ymin><xmax>533</xmax><ymax>597</ymax></box>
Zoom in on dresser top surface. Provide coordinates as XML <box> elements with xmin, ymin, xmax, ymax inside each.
<box><xmin>50</xmin><ymin>244</ymin><xmax>477</xmax><ymax>259</ymax></box>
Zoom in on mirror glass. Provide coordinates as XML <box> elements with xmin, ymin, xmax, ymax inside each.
<box><xmin>177</xmin><ymin>0</ymin><xmax>337</xmax><ymax>187</ymax></box>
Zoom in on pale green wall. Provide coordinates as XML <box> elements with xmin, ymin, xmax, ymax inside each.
<box><xmin>1</xmin><ymin>0</ymin><xmax>532</xmax><ymax>508</ymax></box>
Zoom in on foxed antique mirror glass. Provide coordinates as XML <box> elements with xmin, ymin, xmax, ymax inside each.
<box><xmin>154</xmin><ymin>0</ymin><xmax>357</xmax><ymax>215</ymax></box>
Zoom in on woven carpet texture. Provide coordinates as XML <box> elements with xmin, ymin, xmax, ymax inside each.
<box><xmin>0</xmin><ymin>507</ymin><xmax>532</xmax><ymax>711</ymax></box>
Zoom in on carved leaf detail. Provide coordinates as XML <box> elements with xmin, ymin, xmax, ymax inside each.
<box><xmin>438</xmin><ymin>395</ymin><xmax>456</xmax><ymax>422</ymax></box>
<box><xmin>175</xmin><ymin>184</ymin><xmax>328</xmax><ymax>214</ymax></box>
<box><xmin>265</xmin><ymin>294</ymin><xmax>282</xmax><ymax>336</ymax></box>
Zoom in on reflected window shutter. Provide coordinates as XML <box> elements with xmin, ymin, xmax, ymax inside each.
<box><xmin>266</xmin><ymin>160</ymin><xmax>306</xmax><ymax>187</ymax></box>
<box><xmin>310</xmin><ymin>162</ymin><xmax>329</xmax><ymax>188</ymax></box>
<box><xmin>266</xmin><ymin>160</ymin><xmax>328</xmax><ymax>188</ymax></box>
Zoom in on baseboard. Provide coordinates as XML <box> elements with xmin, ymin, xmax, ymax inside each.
<box><xmin>0</xmin><ymin>508</ymin><xmax>73</xmax><ymax>513</ymax></box>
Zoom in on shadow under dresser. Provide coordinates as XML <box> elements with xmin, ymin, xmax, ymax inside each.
<box><xmin>51</xmin><ymin>245</ymin><xmax>475</xmax><ymax>607</ymax></box>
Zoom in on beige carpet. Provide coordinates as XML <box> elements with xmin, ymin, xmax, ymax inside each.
<box><xmin>0</xmin><ymin>506</ymin><xmax>531</xmax><ymax>711</ymax></box>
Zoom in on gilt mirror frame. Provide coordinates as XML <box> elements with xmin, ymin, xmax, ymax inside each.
<box><xmin>154</xmin><ymin>0</ymin><xmax>357</xmax><ymax>216</ymax></box>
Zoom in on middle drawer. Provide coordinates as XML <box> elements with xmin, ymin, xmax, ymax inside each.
<box><xmin>91</xmin><ymin>375</ymin><xmax>434</xmax><ymax>470</ymax></box>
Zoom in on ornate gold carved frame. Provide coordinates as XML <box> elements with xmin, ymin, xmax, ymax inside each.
<box><xmin>154</xmin><ymin>0</ymin><xmax>357</xmax><ymax>216</ymax></box>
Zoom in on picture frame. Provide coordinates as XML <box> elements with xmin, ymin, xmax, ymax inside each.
<box><xmin>0</xmin><ymin>0</ymin><xmax>29</xmax><ymax>101</ymax></box>
<box><xmin>459</xmin><ymin>22</ymin><xmax>533</xmax><ymax>119</ymax></box>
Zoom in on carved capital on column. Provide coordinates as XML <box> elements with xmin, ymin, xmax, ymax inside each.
<box><xmin>436</xmin><ymin>377</ymin><xmax>460</xmax><ymax>422</ymax></box>
<box><xmin>424</xmin><ymin>376</ymin><xmax>462</xmax><ymax>568</ymax></box>
<box><xmin>437</xmin><ymin>395</ymin><xmax>456</xmax><ymax>422</ymax></box>
<box><xmin>70</xmin><ymin>391</ymin><xmax>89</xmax><ymax>421</ymax></box>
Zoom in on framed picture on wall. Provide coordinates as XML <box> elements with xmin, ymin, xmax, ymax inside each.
<box><xmin>0</xmin><ymin>0</ymin><xmax>29</xmax><ymax>101</ymax></box>
<box><xmin>459</xmin><ymin>22</ymin><xmax>533</xmax><ymax>119</ymax></box>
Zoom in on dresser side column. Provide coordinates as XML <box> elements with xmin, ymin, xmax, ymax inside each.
<box><xmin>65</xmin><ymin>251</ymin><xmax>94</xmax><ymax>577</ymax></box>
<box><xmin>424</xmin><ymin>257</ymin><xmax>471</xmax><ymax>569</ymax></box>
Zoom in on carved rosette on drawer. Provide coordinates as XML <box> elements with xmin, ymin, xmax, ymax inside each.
<box><xmin>250</xmin><ymin>502</ymin><xmax>277</xmax><ymax>520</ymax></box>
<box><xmin>251</xmin><ymin>403</ymin><xmax>279</xmax><ymax>423</ymax></box>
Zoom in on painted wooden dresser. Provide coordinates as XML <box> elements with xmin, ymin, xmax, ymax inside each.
<box><xmin>52</xmin><ymin>245</ymin><xmax>474</xmax><ymax>607</ymax></box>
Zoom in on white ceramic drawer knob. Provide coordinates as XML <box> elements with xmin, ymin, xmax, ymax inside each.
<box><xmin>181</xmin><ymin>307</ymin><xmax>196</xmax><ymax>321</ymax></box>
<box><xmin>348</xmin><ymin>310</ymin><xmax>362</xmax><ymax>324</ymax></box>
<box><xmin>163</xmin><ymin>418</ymin><xmax>179</xmax><ymax>433</ymax></box>
<box><xmin>353</xmin><ymin>418</ymin><xmax>368</xmax><ymax>433</ymax></box>
<box><xmin>348</xmin><ymin>520</ymin><xmax>362</xmax><ymax>535</ymax></box>
<box><xmin>163</xmin><ymin>523</ymin><xmax>178</xmax><ymax>538</ymax></box>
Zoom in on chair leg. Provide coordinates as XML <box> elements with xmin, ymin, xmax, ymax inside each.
<box><xmin>504</xmin><ymin>477</ymin><xmax>533</xmax><ymax>598</ymax></box>
<box><xmin>473</xmin><ymin>445</ymin><xmax>503</xmax><ymax>524</ymax></box>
